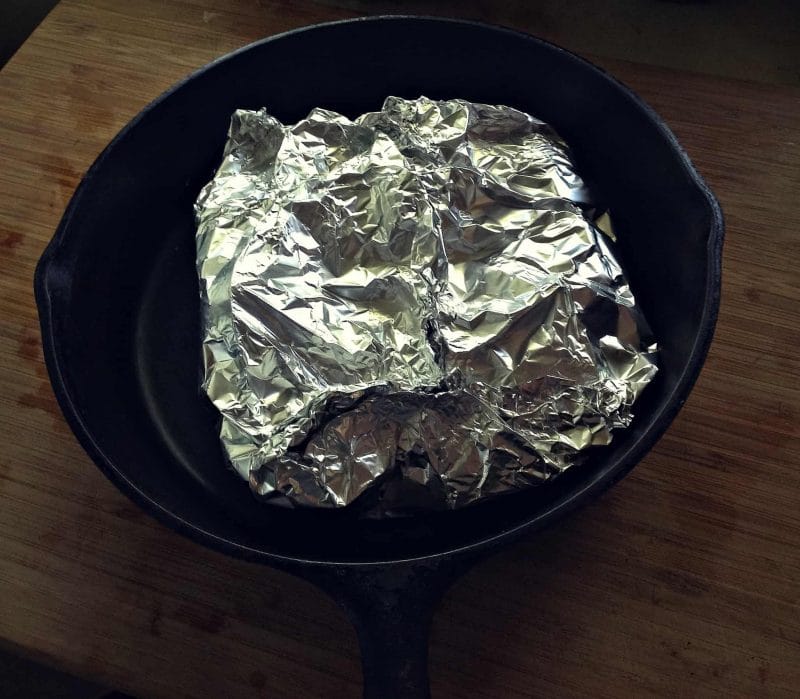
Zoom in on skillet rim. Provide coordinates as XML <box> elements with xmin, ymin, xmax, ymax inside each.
<box><xmin>34</xmin><ymin>15</ymin><xmax>724</xmax><ymax>568</ymax></box>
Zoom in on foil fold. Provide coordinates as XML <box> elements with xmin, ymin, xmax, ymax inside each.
<box><xmin>195</xmin><ymin>97</ymin><xmax>657</xmax><ymax>511</ymax></box>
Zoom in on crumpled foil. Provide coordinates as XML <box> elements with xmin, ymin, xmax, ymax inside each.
<box><xmin>195</xmin><ymin>96</ymin><xmax>657</xmax><ymax>511</ymax></box>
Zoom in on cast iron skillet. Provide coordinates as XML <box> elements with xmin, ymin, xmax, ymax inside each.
<box><xmin>35</xmin><ymin>17</ymin><xmax>723</xmax><ymax>698</ymax></box>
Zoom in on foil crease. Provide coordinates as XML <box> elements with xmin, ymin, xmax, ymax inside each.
<box><xmin>195</xmin><ymin>97</ymin><xmax>657</xmax><ymax>510</ymax></box>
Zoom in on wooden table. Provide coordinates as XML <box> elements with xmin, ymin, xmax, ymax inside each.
<box><xmin>1</xmin><ymin>1</ymin><xmax>798</xmax><ymax>696</ymax></box>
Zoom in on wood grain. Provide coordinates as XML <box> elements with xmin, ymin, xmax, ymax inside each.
<box><xmin>1</xmin><ymin>1</ymin><xmax>798</xmax><ymax>697</ymax></box>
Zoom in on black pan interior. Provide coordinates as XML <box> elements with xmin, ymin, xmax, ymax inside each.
<box><xmin>36</xmin><ymin>18</ymin><xmax>721</xmax><ymax>565</ymax></box>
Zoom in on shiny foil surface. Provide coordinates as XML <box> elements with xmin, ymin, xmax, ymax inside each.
<box><xmin>195</xmin><ymin>97</ymin><xmax>657</xmax><ymax>511</ymax></box>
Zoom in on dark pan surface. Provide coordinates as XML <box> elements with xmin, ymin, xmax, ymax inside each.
<box><xmin>35</xmin><ymin>17</ymin><xmax>723</xmax><ymax>566</ymax></box>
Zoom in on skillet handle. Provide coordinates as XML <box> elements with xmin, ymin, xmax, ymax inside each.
<box><xmin>310</xmin><ymin>558</ymin><xmax>473</xmax><ymax>699</ymax></box>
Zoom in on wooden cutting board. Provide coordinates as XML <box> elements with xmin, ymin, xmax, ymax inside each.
<box><xmin>0</xmin><ymin>1</ymin><xmax>798</xmax><ymax>697</ymax></box>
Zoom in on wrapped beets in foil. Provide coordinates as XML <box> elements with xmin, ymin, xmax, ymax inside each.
<box><xmin>195</xmin><ymin>97</ymin><xmax>657</xmax><ymax>511</ymax></box>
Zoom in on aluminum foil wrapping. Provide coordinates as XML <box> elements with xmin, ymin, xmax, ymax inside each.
<box><xmin>195</xmin><ymin>97</ymin><xmax>657</xmax><ymax>511</ymax></box>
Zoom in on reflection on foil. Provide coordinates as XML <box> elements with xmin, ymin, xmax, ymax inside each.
<box><xmin>195</xmin><ymin>97</ymin><xmax>657</xmax><ymax>511</ymax></box>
